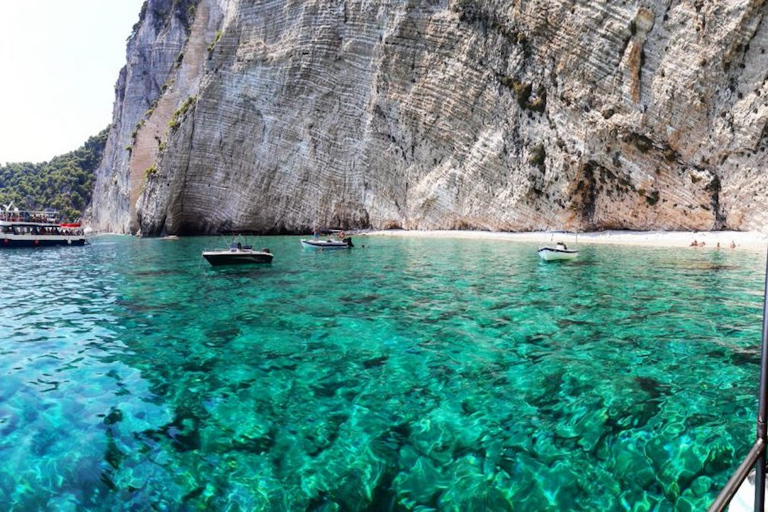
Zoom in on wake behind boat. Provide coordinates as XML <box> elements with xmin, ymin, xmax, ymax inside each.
<box><xmin>202</xmin><ymin>240</ymin><xmax>273</xmax><ymax>266</ymax></box>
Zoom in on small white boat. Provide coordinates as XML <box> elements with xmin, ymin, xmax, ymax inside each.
<box><xmin>301</xmin><ymin>236</ymin><xmax>354</xmax><ymax>249</ymax></box>
<box><xmin>202</xmin><ymin>241</ymin><xmax>273</xmax><ymax>266</ymax></box>
<box><xmin>538</xmin><ymin>242</ymin><xmax>579</xmax><ymax>261</ymax></box>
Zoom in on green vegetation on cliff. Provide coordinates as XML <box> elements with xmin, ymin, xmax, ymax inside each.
<box><xmin>0</xmin><ymin>127</ymin><xmax>109</xmax><ymax>221</ymax></box>
<box><xmin>133</xmin><ymin>0</ymin><xmax>201</xmax><ymax>36</ymax></box>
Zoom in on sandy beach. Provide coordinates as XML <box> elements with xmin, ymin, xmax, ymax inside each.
<box><xmin>366</xmin><ymin>229</ymin><xmax>768</xmax><ymax>251</ymax></box>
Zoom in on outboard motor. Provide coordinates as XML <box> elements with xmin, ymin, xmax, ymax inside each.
<box><xmin>344</xmin><ymin>237</ymin><xmax>354</xmax><ymax>247</ymax></box>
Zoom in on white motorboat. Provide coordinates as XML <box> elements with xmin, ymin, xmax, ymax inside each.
<box><xmin>538</xmin><ymin>242</ymin><xmax>579</xmax><ymax>261</ymax></box>
<box><xmin>202</xmin><ymin>240</ymin><xmax>273</xmax><ymax>266</ymax></box>
<box><xmin>301</xmin><ymin>234</ymin><xmax>354</xmax><ymax>249</ymax></box>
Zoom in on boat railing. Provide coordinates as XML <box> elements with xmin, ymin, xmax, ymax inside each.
<box><xmin>0</xmin><ymin>210</ymin><xmax>62</xmax><ymax>223</ymax></box>
<box><xmin>709</xmin><ymin>246</ymin><xmax>768</xmax><ymax>512</ymax></box>
<box><xmin>709</xmin><ymin>440</ymin><xmax>766</xmax><ymax>511</ymax></box>
<box><xmin>0</xmin><ymin>224</ymin><xmax>84</xmax><ymax>236</ymax></box>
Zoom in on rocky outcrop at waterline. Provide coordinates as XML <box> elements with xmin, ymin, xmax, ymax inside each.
<box><xmin>88</xmin><ymin>0</ymin><xmax>768</xmax><ymax>235</ymax></box>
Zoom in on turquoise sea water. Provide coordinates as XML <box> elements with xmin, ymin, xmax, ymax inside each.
<box><xmin>0</xmin><ymin>235</ymin><xmax>765</xmax><ymax>511</ymax></box>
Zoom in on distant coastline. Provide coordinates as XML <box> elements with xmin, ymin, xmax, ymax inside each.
<box><xmin>366</xmin><ymin>229</ymin><xmax>768</xmax><ymax>251</ymax></box>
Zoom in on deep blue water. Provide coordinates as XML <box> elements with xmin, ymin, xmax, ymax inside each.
<box><xmin>0</xmin><ymin>235</ymin><xmax>765</xmax><ymax>510</ymax></box>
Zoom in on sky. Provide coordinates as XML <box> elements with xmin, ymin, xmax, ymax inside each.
<box><xmin>0</xmin><ymin>0</ymin><xmax>145</xmax><ymax>164</ymax></box>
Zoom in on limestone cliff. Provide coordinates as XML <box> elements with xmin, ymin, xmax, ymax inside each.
<box><xmin>89</xmin><ymin>0</ymin><xmax>768</xmax><ymax>235</ymax></box>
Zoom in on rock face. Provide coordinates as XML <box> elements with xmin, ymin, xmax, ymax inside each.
<box><xmin>89</xmin><ymin>0</ymin><xmax>768</xmax><ymax>235</ymax></box>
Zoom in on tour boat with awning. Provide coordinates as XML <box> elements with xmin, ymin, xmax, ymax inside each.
<box><xmin>0</xmin><ymin>208</ymin><xmax>86</xmax><ymax>247</ymax></box>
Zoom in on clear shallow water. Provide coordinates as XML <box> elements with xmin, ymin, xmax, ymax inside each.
<box><xmin>0</xmin><ymin>235</ymin><xmax>765</xmax><ymax>511</ymax></box>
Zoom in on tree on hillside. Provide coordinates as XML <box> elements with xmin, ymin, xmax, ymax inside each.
<box><xmin>0</xmin><ymin>126</ymin><xmax>109</xmax><ymax>221</ymax></box>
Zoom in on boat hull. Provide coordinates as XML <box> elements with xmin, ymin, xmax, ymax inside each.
<box><xmin>728</xmin><ymin>470</ymin><xmax>765</xmax><ymax>512</ymax></box>
<box><xmin>202</xmin><ymin>251</ymin><xmax>273</xmax><ymax>266</ymax></box>
<box><xmin>0</xmin><ymin>236</ymin><xmax>86</xmax><ymax>248</ymax></box>
<box><xmin>538</xmin><ymin>247</ymin><xmax>579</xmax><ymax>261</ymax></box>
<box><xmin>301</xmin><ymin>239</ymin><xmax>352</xmax><ymax>249</ymax></box>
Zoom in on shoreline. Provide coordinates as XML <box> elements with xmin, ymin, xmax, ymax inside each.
<box><xmin>365</xmin><ymin>229</ymin><xmax>768</xmax><ymax>251</ymax></box>
<box><xmin>88</xmin><ymin>229</ymin><xmax>768</xmax><ymax>252</ymax></box>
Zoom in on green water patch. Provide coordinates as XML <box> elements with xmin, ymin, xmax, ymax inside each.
<box><xmin>0</xmin><ymin>235</ymin><xmax>764</xmax><ymax>510</ymax></box>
